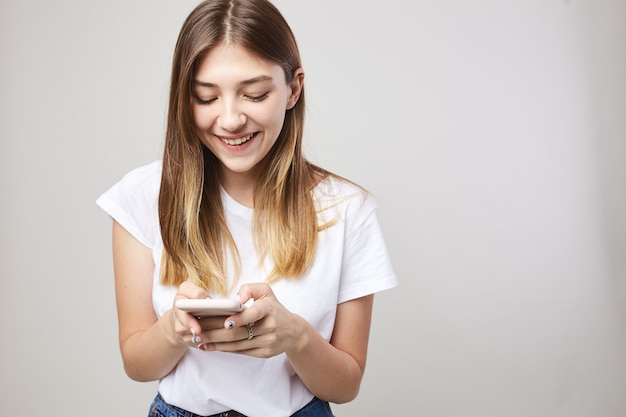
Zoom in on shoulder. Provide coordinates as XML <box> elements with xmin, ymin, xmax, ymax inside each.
<box><xmin>108</xmin><ymin>160</ymin><xmax>162</xmax><ymax>201</ymax></box>
<box><xmin>96</xmin><ymin>160</ymin><xmax>163</xmax><ymax>248</ymax></box>
<box><xmin>315</xmin><ymin>175</ymin><xmax>375</xmax><ymax>207</ymax></box>
<box><xmin>118</xmin><ymin>160</ymin><xmax>162</xmax><ymax>188</ymax></box>
<box><xmin>97</xmin><ymin>160</ymin><xmax>162</xmax><ymax>221</ymax></box>
<box><xmin>313</xmin><ymin>175</ymin><xmax>377</xmax><ymax>229</ymax></box>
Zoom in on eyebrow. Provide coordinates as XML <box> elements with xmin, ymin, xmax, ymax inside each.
<box><xmin>192</xmin><ymin>75</ymin><xmax>273</xmax><ymax>88</ymax></box>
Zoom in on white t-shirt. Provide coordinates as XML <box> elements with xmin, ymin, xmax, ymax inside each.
<box><xmin>97</xmin><ymin>160</ymin><xmax>398</xmax><ymax>416</ymax></box>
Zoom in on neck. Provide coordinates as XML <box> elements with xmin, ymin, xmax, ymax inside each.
<box><xmin>220</xmin><ymin>168</ymin><xmax>256</xmax><ymax>208</ymax></box>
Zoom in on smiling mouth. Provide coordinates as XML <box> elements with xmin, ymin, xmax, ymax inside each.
<box><xmin>218</xmin><ymin>133</ymin><xmax>256</xmax><ymax>146</ymax></box>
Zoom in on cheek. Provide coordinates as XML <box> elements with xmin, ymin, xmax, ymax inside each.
<box><xmin>192</xmin><ymin>106</ymin><xmax>215</xmax><ymax>130</ymax></box>
<box><xmin>252</xmin><ymin>100</ymin><xmax>288</xmax><ymax>130</ymax></box>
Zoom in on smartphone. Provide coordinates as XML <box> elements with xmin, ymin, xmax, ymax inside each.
<box><xmin>175</xmin><ymin>298</ymin><xmax>245</xmax><ymax>318</ymax></box>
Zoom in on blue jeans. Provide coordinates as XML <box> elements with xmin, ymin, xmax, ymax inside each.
<box><xmin>149</xmin><ymin>392</ymin><xmax>334</xmax><ymax>417</ymax></box>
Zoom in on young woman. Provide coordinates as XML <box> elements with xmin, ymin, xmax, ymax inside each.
<box><xmin>97</xmin><ymin>0</ymin><xmax>398</xmax><ymax>416</ymax></box>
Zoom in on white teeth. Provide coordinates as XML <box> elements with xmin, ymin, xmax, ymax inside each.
<box><xmin>221</xmin><ymin>133</ymin><xmax>253</xmax><ymax>146</ymax></box>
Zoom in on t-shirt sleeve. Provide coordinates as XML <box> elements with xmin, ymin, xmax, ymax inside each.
<box><xmin>95</xmin><ymin>161</ymin><xmax>161</xmax><ymax>249</ymax></box>
<box><xmin>337</xmin><ymin>194</ymin><xmax>399</xmax><ymax>304</ymax></box>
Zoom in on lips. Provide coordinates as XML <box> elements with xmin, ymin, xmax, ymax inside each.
<box><xmin>218</xmin><ymin>132</ymin><xmax>255</xmax><ymax>146</ymax></box>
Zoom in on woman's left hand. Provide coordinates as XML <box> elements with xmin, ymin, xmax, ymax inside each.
<box><xmin>197</xmin><ymin>283</ymin><xmax>306</xmax><ymax>357</ymax></box>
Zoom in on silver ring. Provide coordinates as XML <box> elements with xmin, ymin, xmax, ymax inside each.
<box><xmin>246</xmin><ymin>323</ymin><xmax>254</xmax><ymax>340</ymax></box>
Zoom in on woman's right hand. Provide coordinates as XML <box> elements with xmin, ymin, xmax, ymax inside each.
<box><xmin>171</xmin><ymin>280</ymin><xmax>227</xmax><ymax>348</ymax></box>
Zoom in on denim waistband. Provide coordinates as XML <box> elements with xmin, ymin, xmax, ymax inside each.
<box><xmin>149</xmin><ymin>392</ymin><xmax>334</xmax><ymax>417</ymax></box>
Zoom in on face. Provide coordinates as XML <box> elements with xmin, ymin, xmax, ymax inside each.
<box><xmin>191</xmin><ymin>43</ymin><xmax>303</xmax><ymax>184</ymax></box>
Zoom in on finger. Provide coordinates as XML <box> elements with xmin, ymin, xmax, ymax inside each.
<box><xmin>236</xmin><ymin>282</ymin><xmax>274</xmax><ymax>304</ymax></box>
<box><xmin>204</xmin><ymin>332</ymin><xmax>270</xmax><ymax>357</ymax></box>
<box><xmin>225</xmin><ymin>283</ymin><xmax>278</xmax><ymax>329</ymax></box>
<box><xmin>201</xmin><ymin>333</ymin><xmax>258</xmax><ymax>353</ymax></box>
<box><xmin>172</xmin><ymin>308</ymin><xmax>203</xmax><ymax>339</ymax></box>
<box><xmin>178</xmin><ymin>280</ymin><xmax>210</xmax><ymax>299</ymax></box>
<box><xmin>190</xmin><ymin>328</ymin><xmax>203</xmax><ymax>344</ymax></box>
<box><xmin>223</xmin><ymin>308</ymin><xmax>262</xmax><ymax>330</ymax></box>
<box><xmin>198</xmin><ymin>323</ymin><xmax>258</xmax><ymax>348</ymax></box>
<box><xmin>199</xmin><ymin>316</ymin><xmax>230</xmax><ymax>330</ymax></box>
<box><xmin>173</xmin><ymin>282</ymin><xmax>212</xmax><ymax>336</ymax></box>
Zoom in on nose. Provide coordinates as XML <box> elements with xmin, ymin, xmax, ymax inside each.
<box><xmin>217</xmin><ymin>100</ymin><xmax>246</xmax><ymax>132</ymax></box>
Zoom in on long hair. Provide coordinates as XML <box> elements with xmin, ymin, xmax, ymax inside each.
<box><xmin>159</xmin><ymin>0</ymin><xmax>333</xmax><ymax>294</ymax></box>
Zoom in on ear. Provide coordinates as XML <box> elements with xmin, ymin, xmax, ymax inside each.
<box><xmin>286</xmin><ymin>68</ymin><xmax>304</xmax><ymax>110</ymax></box>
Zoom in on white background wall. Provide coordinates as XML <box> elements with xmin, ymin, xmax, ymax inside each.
<box><xmin>1</xmin><ymin>1</ymin><xmax>624</xmax><ymax>415</ymax></box>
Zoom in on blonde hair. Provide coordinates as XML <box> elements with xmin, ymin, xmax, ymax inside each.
<box><xmin>159</xmin><ymin>0</ymin><xmax>338</xmax><ymax>294</ymax></box>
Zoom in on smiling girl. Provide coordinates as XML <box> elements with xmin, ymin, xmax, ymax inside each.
<box><xmin>97</xmin><ymin>1</ymin><xmax>398</xmax><ymax>416</ymax></box>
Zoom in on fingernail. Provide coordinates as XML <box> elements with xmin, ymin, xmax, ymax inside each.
<box><xmin>190</xmin><ymin>328</ymin><xmax>196</xmax><ymax>336</ymax></box>
<box><xmin>226</xmin><ymin>321</ymin><xmax>235</xmax><ymax>329</ymax></box>
<box><xmin>198</xmin><ymin>343</ymin><xmax>208</xmax><ymax>351</ymax></box>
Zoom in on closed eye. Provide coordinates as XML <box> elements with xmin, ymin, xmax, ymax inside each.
<box><xmin>194</xmin><ymin>97</ymin><xmax>217</xmax><ymax>105</ymax></box>
<box><xmin>246</xmin><ymin>93</ymin><xmax>269</xmax><ymax>102</ymax></box>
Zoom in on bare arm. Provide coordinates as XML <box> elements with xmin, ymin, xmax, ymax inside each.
<box><xmin>287</xmin><ymin>295</ymin><xmax>373</xmax><ymax>403</ymax></box>
<box><xmin>112</xmin><ymin>220</ymin><xmax>189</xmax><ymax>381</ymax></box>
